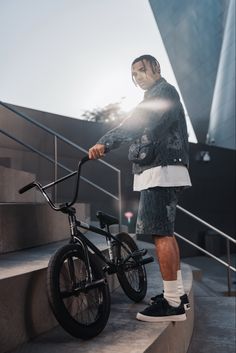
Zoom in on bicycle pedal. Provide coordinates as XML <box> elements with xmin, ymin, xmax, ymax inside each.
<box><xmin>103</xmin><ymin>265</ymin><xmax>116</xmax><ymax>275</ymax></box>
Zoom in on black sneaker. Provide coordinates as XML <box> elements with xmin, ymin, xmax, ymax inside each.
<box><xmin>136</xmin><ymin>298</ymin><xmax>186</xmax><ymax>322</ymax></box>
<box><xmin>149</xmin><ymin>292</ymin><xmax>190</xmax><ymax>311</ymax></box>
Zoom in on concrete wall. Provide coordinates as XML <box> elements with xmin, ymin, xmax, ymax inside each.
<box><xmin>0</xmin><ymin>203</ymin><xmax>90</xmax><ymax>254</ymax></box>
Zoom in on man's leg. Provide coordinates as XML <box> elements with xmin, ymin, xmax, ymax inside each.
<box><xmin>137</xmin><ymin>236</ymin><xmax>186</xmax><ymax>322</ymax></box>
<box><xmin>172</xmin><ymin>236</ymin><xmax>186</xmax><ymax>298</ymax></box>
<box><xmin>153</xmin><ymin>235</ymin><xmax>181</xmax><ymax>307</ymax></box>
<box><xmin>148</xmin><ymin>235</ymin><xmax>189</xmax><ymax>308</ymax></box>
<box><xmin>173</xmin><ymin>235</ymin><xmax>181</xmax><ymax>271</ymax></box>
<box><xmin>136</xmin><ymin>187</ymin><xmax>186</xmax><ymax>321</ymax></box>
<box><xmin>153</xmin><ymin>235</ymin><xmax>178</xmax><ymax>281</ymax></box>
<box><xmin>136</xmin><ymin>234</ymin><xmax>186</xmax><ymax>322</ymax></box>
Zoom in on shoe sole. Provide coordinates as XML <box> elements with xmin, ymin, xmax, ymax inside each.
<box><xmin>149</xmin><ymin>300</ymin><xmax>191</xmax><ymax>311</ymax></box>
<box><xmin>136</xmin><ymin>312</ymin><xmax>187</xmax><ymax>322</ymax></box>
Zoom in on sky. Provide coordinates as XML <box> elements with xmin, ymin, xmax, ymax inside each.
<box><xmin>0</xmin><ymin>0</ymin><xmax>197</xmax><ymax>142</ymax></box>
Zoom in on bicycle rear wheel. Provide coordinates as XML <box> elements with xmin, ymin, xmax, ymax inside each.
<box><xmin>47</xmin><ymin>243</ymin><xmax>110</xmax><ymax>339</ymax></box>
<box><xmin>114</xmin><ymin>232</ymin><xmax>147</xmax><ymax>302</ymax></box>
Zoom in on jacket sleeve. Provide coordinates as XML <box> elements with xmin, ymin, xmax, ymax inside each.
<box><xmin>97</xmin><ymin>83</ymin><xmax>181</xmax><ymax>151</ymax></box>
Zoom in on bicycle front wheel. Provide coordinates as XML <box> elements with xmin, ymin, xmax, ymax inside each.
<box><xmin>114</xmin><ymin>232</ymin><xmax>147</xmax><ymax>302</ymax></box>
<box><xmin>47</xmin><ymin>243</ymin><xmax>110</xmax><ymax>339</ymax></box>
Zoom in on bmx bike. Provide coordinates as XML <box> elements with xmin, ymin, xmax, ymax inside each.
<box><xmin>19</xmin><ymin>156</ymin><xmax>153</xmax><ymax>339</ymax></box>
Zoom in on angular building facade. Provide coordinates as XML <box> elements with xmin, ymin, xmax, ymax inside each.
<box><xmin>207</xmin><ymin>0</ymin><xmax>235</xmax><ymax>149</ymax></box>
<box><xmin>149</xmin><ymin>0</ymin><xmax>235</xmax><ymax>149</ymax></box>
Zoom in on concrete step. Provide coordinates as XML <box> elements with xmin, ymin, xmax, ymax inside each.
<box><xmin>0</xmin><ymin>235</ymin><xmax>124</xmax><ymax>353</ymax></box>
<box><xmin>186</xmin><ymin>255</ymin><xmax>236</xmax><ymax>353</ymax></box>
<box><xmin>2</xmin><ymin>240</ymin><xmax>195</xmax><ymax>353</ymax></box>
<box><xmin>0</xmin><ymin>157</ymin><xmax>11</xmax><ymax>168</ymax></box>
<box><xmin>0</xmin><ymin>165</ymin><xmax>45</xmax><ymax>203</ymax></box>
<box><xmin>188</xmin><ymin>264</ymin><xmax>202</xmax><ymax>281</ymax></box>
<box><xmin>0</xmin><ymin>202</ymin><xmax>90</xmax><ymax>253</ymax></box>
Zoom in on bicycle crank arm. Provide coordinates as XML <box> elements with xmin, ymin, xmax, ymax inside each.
<box><xmin>123</xmin><ymin>256</ymin><xmax>154</xmax><ymax>271</ymax></box>
<box><xmin>84</xmin><ymin>278</ymin><xmax>107</xmax><ymax>291</ymax></box>
<box><xmin>138</xmin><ymin>256</ymin><xmax>154</xmax><ymax>265</ymax></box>
<box><xmin>124</xmin><ymin>249</ymin><xmax>148</xmax><ymax>263</ymax></box>
<box><xmin>61</xmin><ymin>278</ymin><xmax>106</xmax><ymax>298</ymax></box>
<box><xmin>132</xmin><ymin>249</ymin><xmax>148</xmax><ymax>257</ymax></box>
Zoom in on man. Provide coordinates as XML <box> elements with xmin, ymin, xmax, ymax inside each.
<box><xmin>89</xmin><ymin>54</ymin><xmax>191</xmax><ymax>322</ymax></box>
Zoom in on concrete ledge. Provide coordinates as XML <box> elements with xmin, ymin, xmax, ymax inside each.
<box><xmin>0</xmin><ymin>203</ymin><xmax>90</xmax><ymax>253</ymax></box>
<box><xmin>0</xmin><ymin>165</ymin><xmax>38</xmax><ymax>203</ymax></box>
<box><xmin>189</xmin><ymin>264</ymin><xmax>202</xmax><ymax>281</ymax></box>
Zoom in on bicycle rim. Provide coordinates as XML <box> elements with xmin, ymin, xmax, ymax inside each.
<box><xmin>47</xmin><ymin>244</ymin><xmax>110</xmax><ymax>339</ymax></box>
<box><xmin>115</xmin><ymin>233</ymin><xmax>147</xmax><ymax>302</ymax></box>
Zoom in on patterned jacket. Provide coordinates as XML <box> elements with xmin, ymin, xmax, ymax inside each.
<box><xmin>97</xmin><ymin>77</ymin><xmax>189</xmax><ymax>174</ymax></box>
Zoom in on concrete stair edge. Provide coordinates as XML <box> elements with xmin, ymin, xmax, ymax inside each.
<box><xmin>185</xmin><ymin>263</ymin><xmax>202</xmax><ymax>281</ymax></box>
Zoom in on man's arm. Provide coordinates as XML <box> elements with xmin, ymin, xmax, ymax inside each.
<box><xmin>88</xmin><ymin>106</ymin><xmax>150</xmax><ymax>159</ymax></box>
<box><xmin>89</xmin><ymin>143</ymin><xmax>106</xmax><ymax>159</ymax></box>
<box><xmin>89</xmin><ymin>83</ymin><xmax>181</xmax><ymax>159</ymax></box>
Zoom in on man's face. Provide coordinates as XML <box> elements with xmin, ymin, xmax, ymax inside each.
<box><xmin>132</xmin><ymin>59</ymin><xmax>160</xmax><ymax>90</ymax></box>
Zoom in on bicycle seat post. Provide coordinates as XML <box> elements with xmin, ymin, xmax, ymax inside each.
<box><xmin>105</xmin><ymin>225</ymin><xmax>114</xmax><ymax>262</ymax></box>
<box><xmin>64</xmin><ymin>207</ymin><xmax>77</xmax><ymax>239</ymax></box>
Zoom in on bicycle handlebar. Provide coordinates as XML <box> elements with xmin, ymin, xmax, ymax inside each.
<box><xmin>18</xmin><ymin>155</ymin><xmax>90</xmax><ymax>211</ymax></box>
<box><xmin>19</xmin><ymin>181</ymin><xmax>36</xmax><ymax>194</ymax></box>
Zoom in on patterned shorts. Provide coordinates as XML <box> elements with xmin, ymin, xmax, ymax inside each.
<box><xmin>136</xmin><ymin>186</ymin><xmax>185</xmax><ymax>236</ymax></box>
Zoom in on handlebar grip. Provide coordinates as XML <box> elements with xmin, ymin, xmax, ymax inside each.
<box><xmin>19</xmin><ymin>181</ymin><xmax>36</xmax><ymax>194</ymax></box>
<box><xmin>81</xmin><ymin>155</ymin><xmax>90</xmax><ymax>163</ymax></box>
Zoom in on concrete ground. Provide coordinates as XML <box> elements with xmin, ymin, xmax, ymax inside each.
<box><xmin>185</xmin><ymin>255</ymin><xmax>236</xmax><ymax>353</ymax></box>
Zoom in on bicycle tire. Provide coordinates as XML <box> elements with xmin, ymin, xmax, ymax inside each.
<box><xmin>114</xmin><ymin>232</ymin><xmax>147</xmax><ymax>302</ymax></box>
<box><xmin>47</xmin><ymin>243</ymin><xmax>110</xmax><ymax>339</ymax></box>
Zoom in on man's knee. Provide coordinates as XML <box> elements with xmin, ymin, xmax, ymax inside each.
<box><xmin>152</xmin><ymin>234</ymin><xmax>174</xmax><ymax>242</ymax></box>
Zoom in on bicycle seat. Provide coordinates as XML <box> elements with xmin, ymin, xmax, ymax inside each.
<box><xmin>96</xmin><ymin>211</ymin><xmax>119</xmax><ymax>229</ymax></box>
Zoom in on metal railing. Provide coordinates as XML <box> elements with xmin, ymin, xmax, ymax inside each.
<box><xmin>176</xmin><ymin>205</ymin><xmax>236</xmax><ymax>295</ymax></box>
<box><xmin>1</xmin><ymin>101</ymin><xmax>235</xmax><ymax>294</ymax></box>
<box><xmin>0</xmin><ymin>101</ymin><xmax>122</xmax><ymax>228</ymax></box>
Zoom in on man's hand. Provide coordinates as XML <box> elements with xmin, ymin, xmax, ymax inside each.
<box><xmin>89</xmin><ymin>144</ymin><xmax>106</xmax><ymax>159</ymax></box>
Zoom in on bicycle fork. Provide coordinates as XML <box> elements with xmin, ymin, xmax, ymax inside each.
<box><xmin>68</xmin><ymin>213</ymin><xmax>106</xmax><ymax>291</ymax></box>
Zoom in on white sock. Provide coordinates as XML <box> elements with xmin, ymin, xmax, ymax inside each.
<box><xmin>163</xmin><ymin>280</ymin><xmax>181</xmax><ymax>307</ymax></box>
<box><xmin>177</xmin><ymin>270</ymin><xmax>185</xmax><ymax>296</ymax></box>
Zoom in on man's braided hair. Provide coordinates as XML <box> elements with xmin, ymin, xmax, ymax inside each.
<box><xmin>131</xmin><ymin>54</ymin><xmax>161</xmax><ymax>85</ymax></box>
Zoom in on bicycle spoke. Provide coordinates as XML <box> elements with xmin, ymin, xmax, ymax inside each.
<box><xmin>47</xmin><ymin>243</ymin><xmax>110</xmax><ymax>339</ymax></box>
<box><xmin>120</xmin><ymin>247</ymin><xmax>141</xmax><ymax>291</ymax></box>
<box><xmin>67</xmin><ymin>256</ymin><xmax>76</xmax><ymax>286</ymax></box>
<box><xmin>58</xmin><ymin>254</ymin><xmax>104</xmax><ymax>326</ymax></box>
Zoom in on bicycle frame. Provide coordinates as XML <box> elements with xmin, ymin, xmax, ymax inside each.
<box><xmin>19</xmin><ymin>155</ymin><xmax>153</xmax><ymax>286</ymax></box>
<box><xmin>67</xmin><ymin>208</ymin><xmax>150</xmax><ymax>282</ymax></box>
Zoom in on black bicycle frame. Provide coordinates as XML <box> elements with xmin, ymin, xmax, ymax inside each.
<box><xmin>74</xmin><ymin>217</ymin><xmax>152</xmax><ymax>280</ymax></box>
<box><xmin>67</xmin><ymin>212</ymin><xmax>131</xmax><ymax>279</ymax></box>
<box><xmin>19</xmin><ymin>155</ymin><xmax>153</xmax><ymax>284</ymax></box>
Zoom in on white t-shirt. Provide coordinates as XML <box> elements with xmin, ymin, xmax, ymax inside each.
<box><xmin>133</xmin><ymin>165</ymin><xmax>192</xmax><ymax>192</ymax></box>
